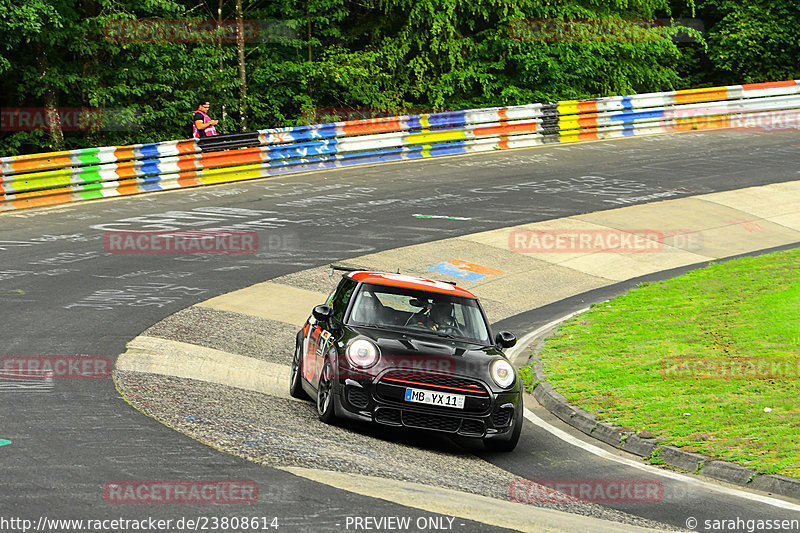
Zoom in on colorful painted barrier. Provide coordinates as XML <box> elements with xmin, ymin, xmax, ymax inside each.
<box><xmin>1</xmin><ymin>80</ymin><xmax>799</xmax><ymax>212</ymax></box>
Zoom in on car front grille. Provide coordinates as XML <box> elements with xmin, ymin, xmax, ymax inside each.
<box><xmin>458</xmin><ymin>418</ymin><xmax>485</xmax><ymax>436</ymax></box>
<box><xmin>373</xmin><ymin>408</ymin><xmax>486</xmax><ymax>436</ymax></box>
<box><xmin>380</xmin><ymin>370</ymin><xmax>488</xmax><ymax>395</ymax></box>
<box><xmin>492</xmin><ymin>408</ymin><xmax>513</xmax><ymax>427</ymax></box>
<box><xmin>346</xmin><ymin>386</ymin><xmax>369</xmax><ymax>408</ymax></box>
<box><xmin>402</xmin><ymin>411</ymin><xmax>460</xmax><ymax>432</ymax></box>
<box><xmin>375</xmin><ymin>408</ymin><xmax>402</xmax><ymax>425</ymax></box>
<box><xmin>375</xmin><ymin>370</ymin><xmax>492</xmax><ymax>415</ymax></box>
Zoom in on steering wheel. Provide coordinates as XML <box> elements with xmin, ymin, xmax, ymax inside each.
<box><xmin>435</xmin><ymin>325</ymin><xmax>462</xmax><ymax>336</ymax></box>
<box><xmin>404</xmin><ymin>310</ymin><xmax>429</xmax><ymax>327</ymax></box>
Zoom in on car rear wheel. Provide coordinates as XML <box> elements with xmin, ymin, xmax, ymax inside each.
<box><xmin>483</xmin><ymin>393</ymin><xmax>523</xmax><ymax>452</ymax></box>
<box><xmin>316</xmin><ymin>360</ymin><xmax>337</xmax><ymax>424</ymax></box>
<box><xmin>289</xmin><ymin>343</ymin><xmax>309</xmax><ymax>400</ymax></box>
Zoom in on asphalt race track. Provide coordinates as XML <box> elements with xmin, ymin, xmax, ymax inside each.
<box><xmin>2</xmin><ymin>128</ymin><xmax>800</xmax><ymax>532</ymax></box>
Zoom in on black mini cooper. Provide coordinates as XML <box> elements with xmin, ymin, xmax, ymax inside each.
<box><xmin>289</xmin><ymin>270</ymin><xmax>523</xmax><ymax>451</ymax></box>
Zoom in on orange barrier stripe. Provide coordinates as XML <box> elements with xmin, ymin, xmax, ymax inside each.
<box><xmin>177</xmin><ymin>176</ymin><xmax>200</xmax><ymax>188</ymax></box>
<box><xmin>577</xmin><ymin>101</ymin><xmax>598</xmax><ymax>113</ymax></box>
<box><xmin>342</xmin><ymin>120</ymin><xmax>403</xmax><ymax>136</ymax></box>
<box><xmin>115</xmin><ymin>178</ymin><xmax>140</xmax><ymax>196</ymax></box>
<box><xmin>741</xmin><ymin>80</ymin><xmax>797</xmax><ymax>91</ymax></box>
<box><xmin>473</xmin><ymin>122</ymin><xmax>537</xmax><ymax>136</ymax></box>
<box><xmin>675</xmin><ymin>87</ymin><xmax>728</xmax><ymax>104</ymax></box>
<box><xmin>200</xmin><ymin>147</ymin><xmax>263</xmax><ymax>168</ymax></box>
<box><xmin>578</xmin><ymin>115</ymin><xmax>599</xmax><ymax>128</ymax></box>
<box><xmin>9</xmin><ymin>192</ymin><xmax>73</xmax><ymax>210</ymax></box>
<box><xmin>176</xmin><ymin>140</ymin><xmax>197</xmax><ymax>154</ymax></box>
<box><xmin>578</xmin><ymin>131</ymin><xmax>600</xmax><ymax>141</ymax></box>
<box><xmin>498</xmin><ymin>108</ymin><xmax>509</xmax><ymax>121</ymax></box>
<box><xmin>114</xmin><ymin>148</ymin><xmax>136</xmax><ymax>162</ymax></box>
<box><xmin>10</xmin><ymin>155</ymin><xmax>72</xmax><ymax>174</ymax></box>
<box><xmin>498</xmin><ymin>136</ymin><xmax>509</xmax><ymax>149</ymax></box>
<box><xmin>177</xmin><ymin>156</ymin><xmax>200</xmax><ymax>172</ymax></box>
<box><xmin>112</xmin><ymin>161</ymin><xmax>141</xmax><ymax>179</ymax></box>
<box><xmin>675</xmin><ymin>116</ymin><xmax>731</xmax><ymax>131</ymax></box>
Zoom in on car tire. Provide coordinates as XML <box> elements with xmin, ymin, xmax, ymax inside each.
<box><xmin>289</xmin><ymin>343</ymin><xmax>309</xmax><ymax>400</ymax></box>
<box><xmin>483</xmin><ymin>393</ymin><xmax>523</xmax><ymax>452</ymax></box>
<box><xmin>316</xmin><ymin>359</ymin><xmax>337</xmax><ymax>424</ymax></box>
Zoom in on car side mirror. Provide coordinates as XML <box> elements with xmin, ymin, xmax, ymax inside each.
<box><xmin>312</xmin><ymin>305</ymin><xmax>334</xmax><ymax>322</ymax></box>
<box><xmin>495</xmin><ymin>331</ymin><xmax>517</xmax><ymax>349</ymax></box>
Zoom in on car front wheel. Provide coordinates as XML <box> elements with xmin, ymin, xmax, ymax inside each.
<box><xmin>289</xmin><ymin>344</ymin><xmax>309</xmax><ymax>400</ymax></box>
<box><xmin>316</xmin><ymin>360</ymin><xmax>337</xmax><ymax>424</ymax></box>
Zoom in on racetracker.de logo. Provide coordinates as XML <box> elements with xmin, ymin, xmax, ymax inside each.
<box><xmin>104</xmin><ymin>480</ymin><xmax>258</xmax><ymax>504</ymax></box>
<box><xmin>509</xmin><ymin>479</ymin><xmax>664</xmax><ymax>504</ymax></box>
<box><xmin>509</xmin><ymin>229</ymin><xmax>665</xmax><ymax>253</ymax></box>
<box><xmin>0</xmin><ymin>356</ymin><xmax>111</xmax><ymax>380</ymax></box>
<box><xmin>104</xmin><ymin>230</ymin><xmax>258</xmax><ymax>254</ymax></box>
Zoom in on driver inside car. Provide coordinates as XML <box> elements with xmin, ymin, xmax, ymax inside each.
<box><xmin>429</xmin><ymin>302</ymin><xmax>456</xmax><ymax>332</ymax></box>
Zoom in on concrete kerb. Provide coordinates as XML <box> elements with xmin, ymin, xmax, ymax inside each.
<box><xmin>515</xmin><ymin>305</ymin><xmax>800</xmax><ymax>501</ymax></box>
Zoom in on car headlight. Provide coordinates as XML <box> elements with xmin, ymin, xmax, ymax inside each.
<box><xmin>346</xmin><ymin>339</ymin><xmax>380</xmax><ymax>369</ymax></box>
<box><xmin>490</xmin><ymin>359</ymin><xmax>515</xmax><ymax>388</ymax></box>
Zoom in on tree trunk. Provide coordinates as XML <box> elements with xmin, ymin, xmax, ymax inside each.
<box><xmin>35</xmin><ymin>44</ymin><xmax>65</xmax><ymax>151</ymax></box>
<box><xmin>218</xmin><ymin>0</ymin><xmax>227</xmax><ymax>123</ymax></box>
<box><xmin>235</xmin><ymin>0</ymin><xmax>247</xmax><ymax>131</ymax></box>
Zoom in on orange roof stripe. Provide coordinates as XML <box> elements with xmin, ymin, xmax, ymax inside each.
<box><xmin>349</xmin><ymin>271</ymin><xmax>478</xmax><ymax>298</ymax></box>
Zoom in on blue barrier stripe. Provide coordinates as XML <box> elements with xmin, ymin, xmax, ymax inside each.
<box><xmin>609</xmin><ymin>109</ymin><xmax>666</xmax><ymax>122</ymax></box>
<box><xmin>139</xmin><ymin>161</ymin><xmax>163</xmax><ymax>177</ymax></box>
<box><xmin>138</xmin><ymin>143</ymin><xmax>163</xmax><ymax>158</ymax></box>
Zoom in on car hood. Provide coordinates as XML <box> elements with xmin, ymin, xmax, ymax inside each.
<box><xmin>349</xmin><ymin>325</ymin><xmax>505</xmax><ymax>366</ymax></box>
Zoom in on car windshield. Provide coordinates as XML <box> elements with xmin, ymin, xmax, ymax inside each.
<box><xmin>347</xmin><ymin>283</ymin><xmax>491</xmax><ymax>344</ymax></box>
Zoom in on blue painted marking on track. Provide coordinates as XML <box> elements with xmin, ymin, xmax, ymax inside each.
<box><xmin>0</xmin><ymin>439</ymin><xmax>11</xmax><ymax>447</ymax></box>
<box><xmin>427</xmin><ymin>262</ymin><xmax>487</xmax><ymax>282</ymax></box>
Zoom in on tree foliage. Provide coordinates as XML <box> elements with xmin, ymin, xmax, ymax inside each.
<box><xmin>1</xmin><ymin>0</ymin><xmax>798</xmax><ymax>155</ymax></box>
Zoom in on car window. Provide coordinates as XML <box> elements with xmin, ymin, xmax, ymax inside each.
<box><xmin>330</xmin><ymin>277</ymin><xmax>357</xmax><ymax>321</ymax></box>
<box><xmin>348</xmin><ymin>283</ymin><xmax>491</xmax><ymax>344</ymax></box>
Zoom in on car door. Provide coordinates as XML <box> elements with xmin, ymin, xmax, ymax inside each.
<box><xmin>303</xmin><ymin>276</ymin><xmax>357</xmax><ymax>389</ymax></box>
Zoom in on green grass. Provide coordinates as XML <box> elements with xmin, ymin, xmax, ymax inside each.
<box><xmin>528</xmin><ymin>248</ymin><xmax>800</xmax><ymax>477</ymax></box>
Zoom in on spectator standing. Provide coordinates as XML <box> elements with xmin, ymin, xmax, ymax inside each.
<box><xmin>193</xmin><ymin>100</ymin><xmax>218</xmax><ymax>139</ymax></box>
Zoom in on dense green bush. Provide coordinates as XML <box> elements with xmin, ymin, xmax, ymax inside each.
<box><xmin>1</xmin><ymin>0</ymin><xmax>797</xmax><ymax>155</ymax></box>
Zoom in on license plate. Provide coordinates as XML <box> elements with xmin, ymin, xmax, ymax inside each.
<box><xmin>404</xmin><ymin>387</ymin><xmax>465</xmax><ymax>409</ymax></box>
